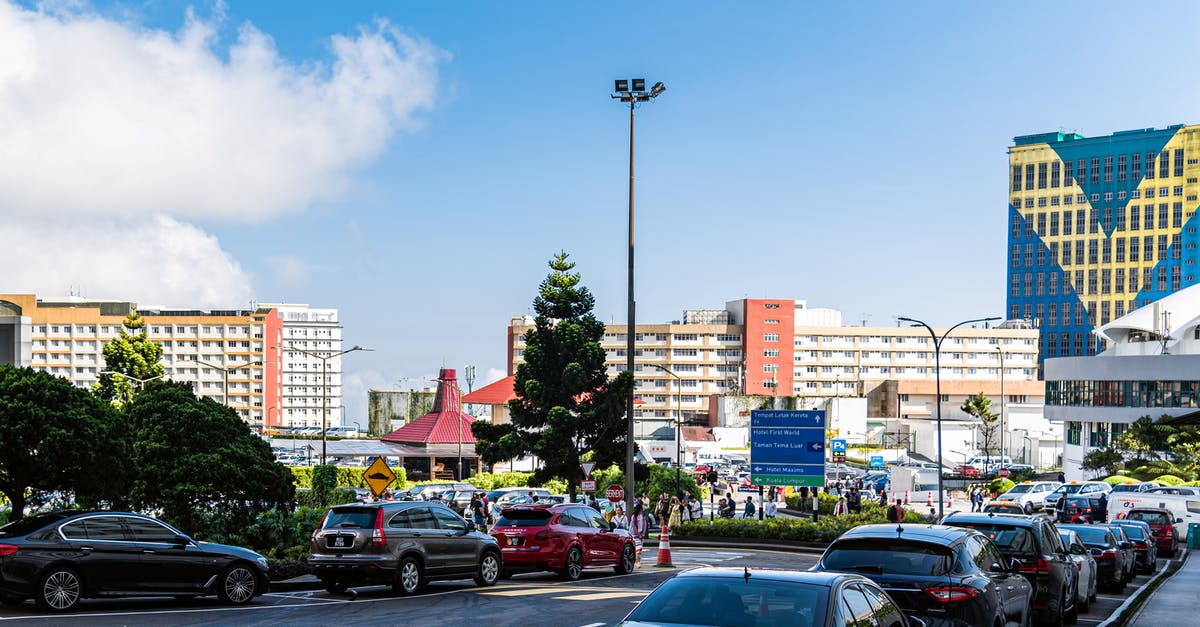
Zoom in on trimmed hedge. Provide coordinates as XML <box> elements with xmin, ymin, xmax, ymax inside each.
<box><xmin>289</xmin><ymin>465</ymin><xmax>409</xmax><ymax>491</ymax></box>
<box><xmin>675</xmin><ymin>507</ymin><xmax>926</xmax><ymax>544</ymax></box>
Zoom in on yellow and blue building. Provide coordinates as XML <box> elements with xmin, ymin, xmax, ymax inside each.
<box><xmin>1007</xmin><ymin>124</ymin><xmax>1200</xmax><ymax>361</ymax></box>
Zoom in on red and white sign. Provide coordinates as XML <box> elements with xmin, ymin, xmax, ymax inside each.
<box><xmin>606</xmin><ymin>484</ymin><xmax>624</xmax><ymax>503</ymax></box>
<box><xmin>581</xmin><ymin>480</ymin><xmax>597</xmax><ymax>492</ymax></box>
<box><xmin>581</xmin><ymin>461</ymin><xmax>597</xmax><ymax>478</ymax></box>
<box><xmin>997</xmin><ymin>468</ymin><xmax>1011</xmax><ymax>478</ymax></box>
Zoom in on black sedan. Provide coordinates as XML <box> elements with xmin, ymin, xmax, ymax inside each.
<box><xmin>0</xmin><ymin>511</ymin><xmax>269</xmax><ymax>612</ymax></box>
<box><xmin>1059</xmin><ymin>524</ymin><xmax>1129</xmax><ymax>593</ymax></box>
<box><xmin>620</xmin><ymin>567</ymin><xmax>920</xmax><ymax>626</ymax></box>
<box><xmin>812</xmin><ymin>524</ymin><xmax>1032</xmax><ymax>627</ymax></box>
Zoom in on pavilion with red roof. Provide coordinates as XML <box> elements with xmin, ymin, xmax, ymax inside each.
<box><xmin>381</xmin><ymin>368</ymin><xmax>479</xmax><ymax>481</ymax></box>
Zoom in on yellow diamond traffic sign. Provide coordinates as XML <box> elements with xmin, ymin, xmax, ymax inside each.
<box><xmin>363</xmin><ymin>456</ymin><xmax>397</xmax><ymax>498</ymax></box>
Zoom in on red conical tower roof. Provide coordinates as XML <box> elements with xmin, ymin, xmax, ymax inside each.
<box><xmin>381</xmin><ymin>368</ymin><xmax>476</xmax><ymax>445</ymax></box>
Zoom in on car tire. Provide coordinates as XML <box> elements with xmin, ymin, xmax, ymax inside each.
<box><xmin>614</xmin><ymin>542</ymin><xmax>636</xmax><ymax>575</ymax></box>
<box><xmin>322</xmin><ymin>579</ymin><xmax>348</xmax><ymax>594</ymax></box>
<box><xmin>393</xmin><ymin>556</ymin><xmax>424</xmax><ymax>595</ymax></box>
<box><xmin>1044</xmin><ymin>588</ymin><xmax>1065</xmax><ymax>626</ymax></box>
<box><xmin>474</xmin><ymin>551</ymin><xmax>500</xmax><ymax>587</ymax></box>
<box><xmin>1066</xmin><ymin>587</ymin><xmax>1079</xmax><ymax>624</ymax></box>
<box><xmin>559</xmin><ymin>547</ymin><xmax>583</xmax><ymax>581</ymax></box>
<box><xmin>217</xmin><ymin>564</ymin><xmax>259</xmax><ymax>605</ymax></box>
<box><xmin>1023</xmin><ymin>502</ymin><xmax>1034</xmax><ymax>514</ymax></box>
<box><xmin>35</xmin><ymin>567</ymin><xmax>82</xmax><ymax>612</ymax></box>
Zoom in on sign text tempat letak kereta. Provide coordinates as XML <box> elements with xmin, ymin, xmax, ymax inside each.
<box><xmin>749</xmin><ymin>410</ymin><xmax>826</xmax><ymax>487</ymax></box>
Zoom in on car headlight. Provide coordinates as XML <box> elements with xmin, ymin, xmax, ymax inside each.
<box><xmin>256</xmin><ymin>556</ymin><xmax>269</xmax><ymax>569</ymax></box>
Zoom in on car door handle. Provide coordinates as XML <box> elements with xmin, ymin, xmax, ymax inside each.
<box><xmin>79</xmin><ymin>546</ymin><xmax>93</xmax><ymax>553</ymax></box>
<box><xmin>142</xmin><ymin>549</ymin><xmax>156</xmax><ymax>554</ymax></box>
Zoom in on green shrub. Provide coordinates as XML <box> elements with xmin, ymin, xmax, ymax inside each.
<box><xmin>1153</xmin><ymin>474</ymin><xmax>1186</xmax><ymax>486</ymax></box>
<box><xmin>1103</xmin><ymin>475</ymin><xmax>1139</xmax><ymax>485</ymax></box>
<box><xmin>466</xmin><ymin>472</ymin><xmax>534</xmax><ymax>490</ymax></box>
<box><xmin>989</xmin><ymin>478</ymin><xmax>1015</xmax><ymax>495</ymax></box>
<box><xmin>675</xmin><ymin>507</ymin><xmax>925</xmax><ymax>543</ymax></box>
<box><xmin>290</xmin><ymin>465</ymin><xmax>408</xmax><ymax>491</ymax></box>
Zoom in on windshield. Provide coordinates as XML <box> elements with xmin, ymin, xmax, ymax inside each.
<box><xmin>1004</xmin><ymin>485</ymin><xmax>1033</xmax><ymax>495</ymax></box>
<box><xmin>494</xmin><ymin>510</ymin><xmax>552</xmax><ymax>527</ymax></box>
<box><xmin>324</xmin><ymin>507</ymin><xmax>378</xmax><ymax>529</ymax></box>
<box><xmin>1053</xmin><ymin>485</ymin><xmax>1084</xmax><ymax>496</ymax></box>
<box><xmin>1115</xmin><ymin>525</ymin><xmax>1147</xmax><ymax>540</ymax></box>
<box><xmin>1062</xmin><ymin>525</ymin><xmax>1111</xmax><ymax>545</ymax></box>
<box><xmin>822</xmin><ymin>540</ymin><xmax>953</xmax><ymax>576</ymax></box>
<box><xmin>945</xmin><ymin>523</ymin><xmax>1036</xmax><ymax>558</ymax></box>
<box><xmin>1126</xmin><ymin>511</ymin><xmax>1170</xmax><ymax>525</ymax></box>
<box><xmin>625</xmin><ymin>575</ymin><xmax>829</xmax><ymax>627</ymax></box>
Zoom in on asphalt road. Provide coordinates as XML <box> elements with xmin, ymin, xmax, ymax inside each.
<box><xmin>0</xmin><ymin>548</ymin><xmax>1175</xmax><ymax>625</ymax></box>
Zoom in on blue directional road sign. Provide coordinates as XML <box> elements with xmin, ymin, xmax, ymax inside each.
<box><xmin>870</xmin><ymin>455</ymin><xmax>885</xmax><ymax>468</ymax></box>
<box><xmin>750</xmin><ymin>410</ymin><xmax>826</xmax><ymax>487</ymax></box>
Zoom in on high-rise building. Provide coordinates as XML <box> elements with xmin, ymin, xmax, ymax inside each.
<box><xmin>0</xmin><ymin>293</ymin><xmax>346</xmax><ymax>431</ymax></box>
<box><xmin>1007</xmin><ymin>124</ymin><xmax>1200</xmax><ymax>362</ymax></box>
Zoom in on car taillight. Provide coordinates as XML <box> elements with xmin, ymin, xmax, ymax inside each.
<box><xmin>924</xmin><ymin>585</ymin><xmax>980</xmax><ymax>604</ymax></box>
<box><xmin>534</xmin><ymin>529</ymin><xmax>562</xmax><ymax>540</ymax></box>
<box><xmin>372</xmin><ymin>508</ymin><xmax>386</xmax><ymax>546</ymax></box>
<box><xmin>1019</xmin><ymin>558</ymin><xmax>1052</xmax><ymax>574</ymax></box>
<box><xmin>1096</xmin><ymin>549</ymin><xmax>1117</xmax><ymax>559</ymax></box>
<box><xmin>0</xmin><ymin>544</ymin><xmax>17</xmax><ymax>557</ymax></box>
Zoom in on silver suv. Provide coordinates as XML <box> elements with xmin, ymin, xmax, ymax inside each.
<box><xmin>308</xmin><ymin>501</ymin><xmax>502</xmax><ymax>595</ymax></box>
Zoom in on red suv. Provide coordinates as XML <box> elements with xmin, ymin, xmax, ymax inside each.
<box><xmin>1122</xmin><ymin>508</ymin><xmax>1178</xmax><ymax>556</ymax></box>
<box><xmin>489</xmin><ymin>504</ymin><xmax>637</xmax><ymax>580</ymax></box>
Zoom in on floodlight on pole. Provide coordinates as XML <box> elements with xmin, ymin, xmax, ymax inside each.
<box><xmin>896</xmin><ymin>315</ymin><xmax>1000</xmax><ymax>519</ymax></box>
<box><xmin>611</xmin><ymin>76</ymin><xmax>666</xmax><ymax>516</ymax></box>
<box><xmin>98</xmin><ymin>370</ymin><xmax>164</xmax><ymax>390</ymax></box>
<box><xmin>196</xmin><ymin>359</ymin><xmax>263</xmax><ymax>410</ymax></box>
<box><xmin>287</xmin><ymin>345</ymin><xmax>373</xmax><ymax>465</ymax></box>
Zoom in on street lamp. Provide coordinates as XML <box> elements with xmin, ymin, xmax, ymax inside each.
<box><xmin>287</xmin><ymin>345</ymin><xmax>372</xmax><ymax>465</ymax></box>
<box><xmin>98</xmin><ymin>370</ymin><xmax>164</xmax><ymax>390</ymax></box>
<box><xmin>196</xmin><ymin>359</ymin><xmax>263</xmax><ymax>410</ymax></box>
<box><xmin>612</xmin><ymin>77</ymin><xmax>665</xmax><ymax>515</ymax></box>
<box><xmin>995</xmin><ymin>346</ymin><xmax>1005</xmax><ymax>466</ymax></box>
<box><xmin>897</xmin><ymin>315</ymin><xmax>1000</xmax><ymax>519</ymax></box>
<box><xmin>651</xmin><ymin>364</ymin><xmax>683</xmax><ymax>496</ymax></box>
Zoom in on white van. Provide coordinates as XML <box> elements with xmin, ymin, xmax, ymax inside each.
<box><xmin>965</xmin><ymin>455</ymin><xmax>1013</xmax><ymax>472</ymax></box>
<box><xmin>1107</xmin><ymin>492</ymin><xmax>1200</xmax><ymax>539</ymax></box>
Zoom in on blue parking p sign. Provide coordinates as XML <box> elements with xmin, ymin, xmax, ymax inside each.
<box><xmin>831</xmin><ymin>439</ymin><xmax>847</xmax><ymax>453</ymax></box>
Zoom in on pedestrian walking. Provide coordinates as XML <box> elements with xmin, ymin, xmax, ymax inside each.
<box><xmin>611</xmin><ymin>504</ymin><xmax>628</xmax><ymax>530</ymax></box>
<box><xmin>833</xmin><ymin>496</ymin><xmax>849</xmax><ymax>516</ymax></box>
<box><xmin>668</xmin><ymin>496</ymin><xmax>683</xmax><ymax>528</ymax></box>
<box><xmin>847</xmin><ymin>488</ymin><xmax>861</xmax><ymax>514</ymax></box>
<box><xmin>886</xmin><ymin>498</ymin><xmax>906</xmax><ymax>523</ymax></box>
<box><xmin>742</xmin><ymin>496</ymin><xmax>756</xmax><ymax>519</ymax></box>
<box><xmin>630</xmin><ymin>501</ymin><xmax>648</xmax><ymax>539</ymax></box>
<box><xmin>655</xmin><ymin>492</ymin><xmax>671</xmax><ymax>528</ymax></box>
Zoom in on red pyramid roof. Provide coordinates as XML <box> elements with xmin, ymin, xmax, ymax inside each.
<box><xmin>462</xmin><ymin>374</ymin><xmax>518</xmax><ymax>405</ymax></box>
<box><xmin>381</xmin><ymin>368</ymin><xmax>476</xmax><ymax>445</ymax></box>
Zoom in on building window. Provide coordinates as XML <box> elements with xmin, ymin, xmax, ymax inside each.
<box><xmin>763</xmin><ymin>333</ymin><xmax>779</xmax><ymax>342</ymax></box>
<box><xmin>1066</xmin><ymin>421</ymin><xmax>1081</xmax><ymax>445</ymax></box>
<box><xmin>763</xmin><ymin>349</ymin><xmax>778</xmax><ymax>357</ymax></box>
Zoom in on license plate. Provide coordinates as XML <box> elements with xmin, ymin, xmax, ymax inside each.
<box><xmin>328</xmin><ymin>536</ymin><xmax>351</xmax><ymax>548</ymax></box>
<box><xmin>509</xmin><ymin>537</ymin><xmax>524</xmax><ymax>547</ymax></box>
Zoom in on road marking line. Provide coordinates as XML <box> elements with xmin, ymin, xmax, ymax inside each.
<box><xmin>551</xmin><ymin>591</ymin><xmax>648</xmax><ymax>601</ymax></box>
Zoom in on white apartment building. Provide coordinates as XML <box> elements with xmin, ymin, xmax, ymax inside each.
<box><xmin>260</xmin><ymin>303</ymin><xmax>345</xmax><ymax>430</ymax></box>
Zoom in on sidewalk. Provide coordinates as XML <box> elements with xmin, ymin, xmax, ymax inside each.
<box><xmin>1126</xmin><ymin>549</ymin><xmax>1197</xmax><ymax>626</ymax></box>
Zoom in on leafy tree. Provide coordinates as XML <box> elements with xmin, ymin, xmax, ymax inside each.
<box><xmin>94</xmin><ymin>311</ymin><xmax>165</xmax><ymax>406</ymax></box>
<box><xmin>1081</xmin><ymin>446</ymin><xmax>1125</xmax><ymax>478</ymax></box>
<box><xmin>472</xmin><ymin>252</ymin><xmax>633</xmax><ymax>498</ymax></box>
<box><xmin>126</xmin><ymin>380</ymin><xmax>295</xmax><ymax>536</ymax></box>
<box><xmin>0</xmin><ymin>365</ymin><xmax>133</xmax><ymax>520</ymax></box>
<box><xmin>960</xmin><ymin>392</ymin><xmax>999</xmax><ymax>464</ymax></box>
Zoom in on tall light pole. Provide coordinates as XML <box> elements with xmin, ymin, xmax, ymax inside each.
<box><xmin>287</xmin><ymin>345</ymin><xmax>372</xmax><ymax>465</ymax></box>
<box><xmin>612</xmin><ymin>77</ymin><xmax>665</xmax><ymax>515</ymax></box>
<box><xmin>652</xmin><ymin>364</ymin><xmax>683</xmax><ymax>496</ymax></box>
<box><xmin>98</xmin><ymin>370</ymin><xmax>164</xmax><ymax>391</ymax></box>
<box><xmin>897</xmin><ymin>315</ymin><xmax>1000</xmax><ymax>519</ymax></box>
<box><xmin>995</xmin><ymin>346</ymin><xmax>1005</xmax><ymax>466</ymax></box>
<box><xmin>196</xmin><ymin>359</ymin><xmax>262</xmax><ymax>410</ymax></box>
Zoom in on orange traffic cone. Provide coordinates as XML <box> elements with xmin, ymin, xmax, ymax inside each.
<box><xmin>947</xmin><ymin>491</ymin><xmax>954</xmax><ymax>508</ymax></box>
<box><xmin>655</xmin><ymin>526</ymin><xmax>674</xmax><ymax>568</ymax></box>
<box><xmin>904</xmin><ymin>490</ymin><xmax>910</xmax><ymax>505</ymax></box>
<box><xmin>926</xmin><ymin>491</ymin><xmax>933</xmax><ymax>508</ymax></box>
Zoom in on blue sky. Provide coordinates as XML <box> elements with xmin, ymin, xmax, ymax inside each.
<box><xmin>5</xmin><ymin>1</ymin><xmax>1200</xmax><ymax>419</ymax></box>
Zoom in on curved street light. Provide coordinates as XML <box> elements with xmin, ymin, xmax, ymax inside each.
<box><xmin>98</xmin><ymin>370</ymin><xmax>164</xmax><ymax>390</ymax></box>
<box><xmin>897</xmin><ymin>315</ymin><xmax>1000</xmax><ymax>519</ymax></box>
<box><xmin>287</xmin><ymin>345</ymin><xmax>373</xmax><ymax>465</ymax></box>
<box><xmin>651</xmin><ymin>364</ymin><xmax>684</xmax><ymax>497</ymax></box>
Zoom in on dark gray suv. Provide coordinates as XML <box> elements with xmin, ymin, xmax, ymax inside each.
<box><xmin>308</xmin><ymin>501</ymin><xmax>501</xmax><ymax>595</ymax></box>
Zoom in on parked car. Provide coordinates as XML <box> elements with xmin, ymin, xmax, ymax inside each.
<box><xmin>812</xmin><ymin>523</ymin><xmax>1033</xmax><ymax>627</ymax></box>
<box><xmin>401</xmin><ymin>482</ymin><xmax>476</xmax><ymax>502</ymax></box>
<box><xmin>1144</xmin><ymin>486</ymin><xmax>1200</xmax><ymax>496</ymax></box>
<box><xmin>488</xmin><ymin>503</ymin><xmax>637</xmax><ymax>580</ymax></box>
<box><xmin>941</xmin><ymin>512</ymin><xmax>1078</xmax><ymax>624</ymax></box>
<box><xmin>1104</xmin><ymin>525</ymin><xmax>1139</xmax><ymax>583</ymax></box>
<box><xmin>1111</xmin><ymin>481</ymin><xmax>1159</xmax><ymax>493</ymax></box>
<box><xmin>1121</xmin><ymin>507</ymin><xmax>1179</xmax><ymax>556</ymax></box>
<box><xmin>307</xmin><ymin>501</ymin><xmax>501</xmax><ymax>595</ymax></box>
<box><xmin>994</xmin><ymin>481</ymin><xmax>1061</xmax><ymax>514</ymax></box>
<box><xmin>1056</xmin><ymin>494</ymin><xmax>1107</xmax><ymax>524</ymax></box>
<box><xmin>1043</xmin><ymin>481</ymin><xmax>1110</xmax><ymax>513</ymax></box>
<box><xmin>982</xmin><ymin>502</ymin><xmax>1026</xmax><ymax>515</ymax></box>
<box><xmin>620</xmin><ymin>567</ymin><xmax>921</xmax><ymax>627</ymax></box>
<box><xmin>952</xmin><ymin>464</ymin><xmax>980</xmax><ymax>477</ymax></box>
<box><xmin>1107</xmin><ymin>520</ymin><xmax>1157</xmax><ymax>573</ymax></box>
<box><xmin>0</xmin><ymin>511</ymin><xmax>268</xmax><ymax>612</ymax></box>
<box><xmin>1059</xmin><ymin>529</ymin><xmax>1098</xmax><ymax>613</ymax></box>
<box><xmin>1059</xmin><ymin>524</ymin><xmax>1129</xmax><ymax>593</ymax></box>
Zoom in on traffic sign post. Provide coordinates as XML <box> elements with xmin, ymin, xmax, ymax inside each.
<box><xmin>606</xmin><ymin>484</ymin><xmax>624</xmax><ymax>503</ymax></box>
<box><xmin>750</xmin><ymin>410</ymin><xmax>826</xmax><ymax>487</ymax></box>
<box><xmin>581</xmin><ymin>461</ymin><xmax>597</xmax><ymax>478</ymax></box>
<box><xmin>581</xmin><ymin>479</ymin><xmax>597</xmax><ymax>492</ymax></box>
<box><xmin>363</xmin><ymin>456</ymin><xmax>397</xmax><ymax>499</ymax></box>
<box><xmin>870</xmin><ymin>455</ymin><xmax>885</xmax><ymax>469</ymax></box>
<box><xmin>997</xmin><ymin>467</ymin><xmax>1010</xmax><ymax>478</ymax></box>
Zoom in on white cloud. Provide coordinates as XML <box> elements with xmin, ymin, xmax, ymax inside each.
<box><xmin>0</xmin><ymin>1</ymin><xmax>441</xmax><ymax>219</ymax></box>
<box><xmin>272</xmin><ymin>255</ymin><xmax>310</xmax><ymax>288</ymax></box>
<box><xmin>0</xmin><ymin>2</ymin><xmax>442</xmax><ymax>308</ymax></box>
<box><xmin>1</xmin><ymin>216</ymin><xmax>253</xmax><ymax>308</ymax></box>
<box><xmin>484</xmin><ymin>367</ymin><xmax>508</xmax><ymax>385</ymax></box>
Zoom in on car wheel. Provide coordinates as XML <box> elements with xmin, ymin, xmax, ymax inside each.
<box><xmin>1065</xmin><ymin>587</ymin><xmax>1079</xmax><ymax>624</ymax></box>
<box><xmin>474</xmin><ymin>552</ymin><xmax>500</xmax><ymax>587</ymax></box>
<box><xmin>322</xmin><ymin>579</ymin><xmax>348</xmax><ymax>594</ymax></box>
<box><xmin>559</xmin><ymin>547</ymin><xmax>583</xmax><ymax>581</ymax></box>
<box><xmin>614</xmin><ymin>542</ymin><xmax>636</xmax><ymax>575</ymax></box>
<box><xmin>217</xmin><ymin>564</ymin><xmax>259</xmax><ymax>605</ymax></box>
<box><xmin>1023</xmin><ymin>502</ymin><xmax>1034</xmax><ymax>514</ymax></box>
<box><xmin>393</xmin><ymin>556</ymin><xmax>424</xmax><ymax>595</ymax></box>
<box><xmin>35</xmin><ymin>567</ymin><xmax>81</xmax><ymax>612</ymax></box>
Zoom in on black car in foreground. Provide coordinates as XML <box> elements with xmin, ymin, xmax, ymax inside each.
<box><xmin>620</xmin><ymin>567</ymin><xmax>921</xmax><ymax>627</ymax></box>
<box><xmin>1057</xmin><ymin>524</ymin><xmax>1129</xmax><ymax>593</ymax></box>
<box><xmin>812</xmin><ymin>523</ymin><xmax>1032</xmax><ymax>627</ymax></box>
<box><xmin>942</xmin><ymin>511</ymin><xmax>1078</xmax><ymax>625</ymax></box>
<box><xmin>0</xmin><ymin>510</ymin><xmax>269</xmax><ymax>612</ymax></box>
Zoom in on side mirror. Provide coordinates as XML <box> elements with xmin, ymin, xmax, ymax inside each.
<box><xmin>173</xmin><ymin>534</ymin><xmax>191</xmax><ymax>547</ymax></box>
<box><xmin>1088</xmin><ymin>547</ymin><xmax>1102</xmax><ymax>557</ymax></box>
<box><xmin>1119</xmin><ymin>541</ymin><xmax>1132</xmax><ymax>549</ymax></box>
<box><xmin>1177</xmin><ymin>517</ymin><xmax>1184</xmax><ymax>523</ymax></box>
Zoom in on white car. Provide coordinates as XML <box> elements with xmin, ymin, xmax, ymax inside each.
<box><xmin>994</xmin><ymin>481</ymin><xmax>1061</xmax><ymax>514</ymax></box>
<box><xmin>1060</xmin><ymin>529</ymin><xmax>1098</xmax><ymax>613</ymax></box>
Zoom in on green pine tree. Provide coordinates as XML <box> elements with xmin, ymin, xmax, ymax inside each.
<box><xmin>93</xmin><ymin>311</ymin><xmax>165</xmax><ymax>406</ymax></box>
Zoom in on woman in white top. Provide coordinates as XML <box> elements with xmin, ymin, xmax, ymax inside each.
<box><xmin>611</xmin><ymin>505</ymin><xmax>629</xmax><ymax>530</ymax></box>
